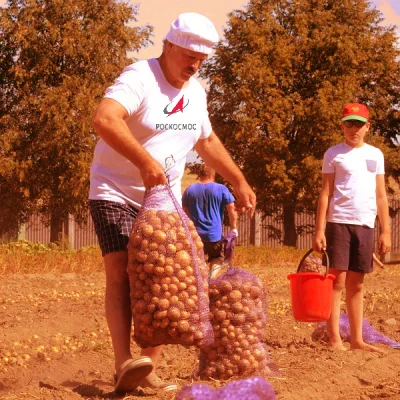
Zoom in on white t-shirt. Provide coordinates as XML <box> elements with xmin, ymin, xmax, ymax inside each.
<box><xmin>89</xmin><ymin>59</ymin><xmax>212</xmax><ymax>208</ymax></box>
<box><xmin>322</xmin><ymin>142</ymin><xmax>385</xmax><ymax>228</ymax></box>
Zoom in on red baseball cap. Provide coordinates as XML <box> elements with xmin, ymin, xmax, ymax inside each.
<box><xmin>342</xmin><ymin>103</ymin><xmax>369</xmax><ymax>122</ymax></box>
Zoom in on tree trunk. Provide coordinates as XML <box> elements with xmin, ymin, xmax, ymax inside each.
<box><xmin>50</xmin><ymin>212</ymin><xmax>64</xmax><ymax>244</ymax></box>
<box><xmin>283</xmin><ymin>203</ymin><xmax>297</xmax><ymax>247</ymax></box>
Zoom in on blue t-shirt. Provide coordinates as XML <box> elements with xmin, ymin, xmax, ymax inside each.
<box><xmin>182</xmin><ymin>182</ymin><xmax>235</xmax><ymax>242</ymax></box>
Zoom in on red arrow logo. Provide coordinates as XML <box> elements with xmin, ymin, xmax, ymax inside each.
<box><xmin>163</xmin><ymin>95</ymin><xmax>189</xmax><ymax>117</ymax></box>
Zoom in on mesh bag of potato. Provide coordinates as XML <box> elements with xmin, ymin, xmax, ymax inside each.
<box><xmin>197</xmin><ymin>268</ymin><xmax>274</xmax><ymax>380</ymax></box>
<box><xmin>176</xmin><ymin>376</ymin><xmax>277</xmax><ymax>400</ymax></box>
<box><xmin>298</xmin><ymin>252</ymin><xmax>324</xmax><ymax>273</ymax></box>
<box><xmin>127</xmin><ymin>184</ymin><xmax>213</xmax><ymax>348</ymax></box>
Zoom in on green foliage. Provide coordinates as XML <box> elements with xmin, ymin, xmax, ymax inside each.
<box><xmin>0</xmin><ymin>0</ymin><xmax>153</xmax><ymax>236</ymax></box>
<box><xmin>202</xmin><ymin>0</ymin><xmax>400</xmax><ymax>246</ymax></box>
<box><xmin>1</xmin><ymin>240</ymin><xmax>51</xmax><ymax>253</ymax></box>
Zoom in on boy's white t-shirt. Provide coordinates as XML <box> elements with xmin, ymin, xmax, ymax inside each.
<box><xmin>89</xmin><ymin>59</ymin><xmax>212</xmax><ymax>209</ymax></box>
<box><xmin>322</xmin><ymin>142</ymin><xmax>385</xmax><ymax>228</ymax></box>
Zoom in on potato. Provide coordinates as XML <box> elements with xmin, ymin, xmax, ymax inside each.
<box><xmin>198</xmin><ymin>269</ymin><xmax>271</xmax><ymax>380</ymax></box>
<box><xmin>299</xmin><ymin>255</ymin><xmax>324</xmax><ymax>273</ymax></box>
<box><xmin>140</xmin><ymin>223</ymin><xmax>154</xmax><ymax>237</ymax></box>
<box><xmin>128</xmin><ymin>205</ymin><xmax>212</xmax><ymax>349</ymax></box>
<box><xmin>174</xmin><ymin>250</ymin><xmax>191</xmax><ymax>267</ymax></box>
<box><xmin>152</xmin><ymin>229</ymin><xmax>167</xmax><ymax>244</ymax></box>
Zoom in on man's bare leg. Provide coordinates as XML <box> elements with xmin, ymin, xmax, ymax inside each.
<box><xmin>104</xmin><ymin>251</ymin><xmax>163</xmax><ymax>371</ymax></box>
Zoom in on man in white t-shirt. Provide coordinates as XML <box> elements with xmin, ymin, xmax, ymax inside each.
<box><xmin>313</xmin><ymin>103</ymin><xmax>391</xmax><ymax>353</ymax></box>
<box><xmin>89</xmin><ymin>12</ymin><xmax>256</xmax><ymax>394</ymax></box>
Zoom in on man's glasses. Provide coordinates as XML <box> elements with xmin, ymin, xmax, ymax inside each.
<box><xmin>343</xmin><ymin>120</ymin><xmax>366</xmax><ymax>128</ymax></box>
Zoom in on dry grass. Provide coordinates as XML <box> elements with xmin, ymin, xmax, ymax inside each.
<box><xmin>234</xmin><ymin>245</ymin><xmax>304</xmax><ymax>268</ymax></box>
<box><xmin>0</xmin><ymin>240</ymin><xmax>305</xmax><ymax>275</ymax></box>
<box><xmin>0</xmin><ymin>241</ymin><xmax>103</xmax><ymax>275</ymax></box>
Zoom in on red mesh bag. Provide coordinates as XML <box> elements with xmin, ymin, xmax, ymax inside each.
<box><xmin>127</xmin><ymin>184</ymin><xmax>213</xmax><ymax>348</ymax></box>
<box><xmin>197</xmin><ymin>267</ymin><xmax>274</xmax><ymax>380</ymax></box>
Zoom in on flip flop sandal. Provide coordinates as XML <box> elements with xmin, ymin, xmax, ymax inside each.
<box><xmin>114</xmin><ymin>356</ymin><xmax>153</xmax><ymax>393</ymax></box>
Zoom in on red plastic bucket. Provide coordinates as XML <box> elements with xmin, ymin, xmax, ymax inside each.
<box><xmin>288</xmin><ymin>249</ymin><xmax>335</xmax><ymax>322</ymax></box>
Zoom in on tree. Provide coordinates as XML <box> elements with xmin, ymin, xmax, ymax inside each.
<box><xmin>0</xmin><ymin>10</ymin><xmax>23</xmax><ymax>238</ymax></box>
<box><xmin>202</xmin><ymin>0</ymin><xmax>400</xmax><ymax>247</ymax></box>
<box><xmin>0</xmin><ymin>0</ymin><xmax>152</xmax><ymax>242</ymax></box>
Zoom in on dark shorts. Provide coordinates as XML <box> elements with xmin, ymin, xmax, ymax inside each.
<box><xmin>203</xmin><ymin>239</ymin><xmax>225</xmax><ymax>264</ymax></box>
<box><xmin>89</xmin><ymin>200</ymin><xmax>139</xmax><ymax>257</ymax></box>
<box><xmin>325</xmin><ymin>222</ymin><xmax>374</xmax><ymax>273</ymax></box>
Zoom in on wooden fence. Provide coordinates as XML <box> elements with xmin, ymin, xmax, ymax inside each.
<box><xmin>14</xmin><ymin>200</ymin><xmax>400</xmax><ymax>257</ymax></box>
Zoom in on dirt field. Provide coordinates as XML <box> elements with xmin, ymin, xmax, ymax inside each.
<box><xmin>0</xmin><ymin>260</ymin><xmax>399</xmax><ymax>400</ymax></box>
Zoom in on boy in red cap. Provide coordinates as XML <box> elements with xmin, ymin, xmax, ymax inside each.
<box><xmin>313</xmin><ymin>103</ymin><xmax>391</xmax><ymax>351</ymax></box>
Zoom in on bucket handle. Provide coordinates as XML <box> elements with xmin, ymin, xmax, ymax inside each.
<box><xmin>296</xmin><ymin>248</ymin><xmax>330</xmax><ymax>277</ymax></box>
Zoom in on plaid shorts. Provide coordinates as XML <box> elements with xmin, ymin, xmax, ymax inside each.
<box><xmin>89</xmin><ymin>200</ymin><xmax>139</xmax><ymax>256</ymax></box>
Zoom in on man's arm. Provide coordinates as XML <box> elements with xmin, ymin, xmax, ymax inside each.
<box><xmin>226</xmin><ymin>202</ymin><xmax>238</xmax><ymax>233</ymax></box>
<box><xmin>92</xmin><ymin>98</ymin><xmax>166</xmax><ymax>188</ymax></box>
<box><xmin>376</xmin><ymin>174</ymin><xmax>391</xmax><ymax>255</ymax></box>
<box><xmin>194</xmin><ymin>132</ymin><xmax>256</xmax><ymax>216</ymax></box>
<box><xmin>312</xmin><ymin>173</ymin><xmax>334</xmax><ymax>252</ymax></box>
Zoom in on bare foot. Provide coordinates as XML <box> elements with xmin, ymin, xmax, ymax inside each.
<box><xmin>328</xmin><ymin>340</ymin><xmax>348</xmax><ymax>351</ymax></box>
<box><xmin>350</xmin><ymin>341</ymin><xmax>385</xmax><ymax>353</ymax></box>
